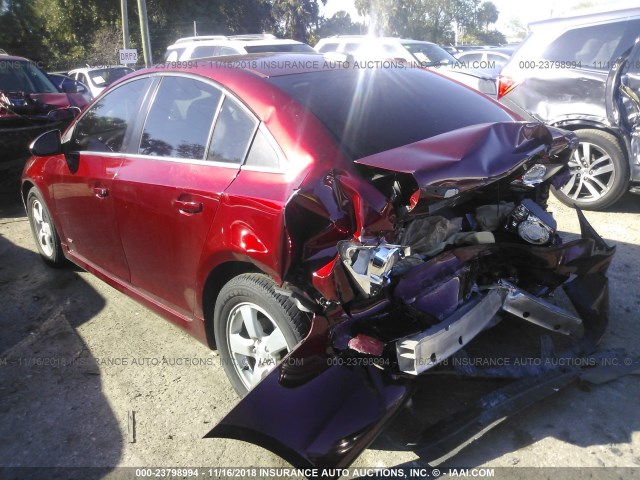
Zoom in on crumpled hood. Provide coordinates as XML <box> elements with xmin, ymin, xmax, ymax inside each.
<box><xmin>354</xmin><ymin>121</ymin><xmax>577</xmax><ymax>193</ymax></box>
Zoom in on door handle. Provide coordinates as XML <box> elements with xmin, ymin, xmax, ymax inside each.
<box><xmin>94</xmin><ymin>186</ymin><xmax>109</xmax><ymax>197</ymax></box>
<box><xmin>174</xmin><ymin>198</ymin><xmax>203</xmax><ymax>214</ymax></box>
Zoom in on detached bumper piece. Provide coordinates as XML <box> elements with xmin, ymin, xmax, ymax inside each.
<box><xmin>396</xmin><ymin>281</ymin><xmax>585</xmax><ymax>375</ymax></box>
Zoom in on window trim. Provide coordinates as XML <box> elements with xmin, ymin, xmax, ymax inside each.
<box><xmin>65</xmin><ymin>71</ymin><xmax>289</xmax><ymax>173</ymax></box>
<box><xmin>66</xmin><ymin>75</ymin><xmax>155</xmax><ymax>156</ymax></box>
<box><xmin>241</xmin><ymin>122</ymin><xmax>287</xmax><ymax>173</ymax></box>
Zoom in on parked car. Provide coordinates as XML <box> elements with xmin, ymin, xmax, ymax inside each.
<box><xmin>451</xmin><ymin>47</ymin><xmax>515</xmax><ymax>97</ymax></box>
<box><xmin>314</xmin><ymin>35</ymin><xmax>499</xmax><ymax>96</ymax></box>
<box><xmin>455</xmin><ymin>47</ymin><xmax>513</xmax><ymax>70</ymax></box>
<box><xmin>22</xmin><ymin>53</ymin><xmax>614</xmax><ymax>469</ymax></box>
<box><xmin>498</xmin><ymin>7</ymin><xmax>640</xmax><ymax>209</ymax></box>
<box><xmin>68</xmin><ymin>66</ymin><xmax>134</xmax><ymax>98</ymax></box>
<box><xmin>47</xmin><ymin>73</ymin><xmax>93</xmax><ymax>103</ymax></box>
<box><xmin>164</xmin><ymin>34</ymin><xmax>315</xmax><ymax>61</ymax></box>
<box><xmin>315</xmin><ymin>35</ymin><xmax>458</xmax><ymax>67</ymax></box>
<box><xmin>0</xmin><ymin>55</ymin><xmax>88</xmax><ymax>162</ymax></box>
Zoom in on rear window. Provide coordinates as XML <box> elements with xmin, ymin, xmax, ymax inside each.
<box><xmin>244</xmin><ymin>44</ymin><xmax>314</xmax><ymax>54</ymax></box>
<box><xmin>542</xmin><ymin>19</ymin><xmax>640</xmax><ymax>69</ymax></box>
<box><xmin>268</xmin><ymin>68</ymin><xmax>512</xmax><ymax>159</ymax></box>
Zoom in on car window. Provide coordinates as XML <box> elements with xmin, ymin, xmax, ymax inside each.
<box><xmin>191</xmin><ymin>45</ymin><xmax>219</xmax><ymax>59</ymax></box>
<box><xmin>0</xmin><ymin>60</ymin><xmax>58</xmax><ymax>93</ymax></box>
<box><xmin>71</xmin><ymin>77</ymin><xmax>151</xmax><ymax>153</ymax></box>
<box><xmin>164</xmin><ymin>48</ymin><xmax>186</xmax><ymax>61</ymax></box>
<box><xmin>460</xmin><ymin>53</ymin><xmax>482</xmax><ymax>62</ymax></box>
<box><xmin>487</xmin><ymin>53</ymin><xmax>508</xmax><ymax>66</ymax></box>
<box><xmin>139</xmin><ymin>76</ymin><xmax>222</xmax><ymax>160</ymax></box>
<box><xmin>542</xmin><ymin>19</ymin><xmax>640</xmax><ymax>69</ymax></box>
<box><xmin>219</xmin><ymin>46</ymin><xmax>241</xmax><ymax>56</ymax></box>
<box><xmin>88</xmin><ymin>67</ymin><xmax>133</xmax><ymax>88</ymax></box>
<box><xmin>207</xmin><ymin>96</ymin><xmax>258</xmax><ymax>163</ymax></box>
<box><xmin>245</xmin><ymin>127</ymin><xmax>280</xmax><ymax>169</ymax></box>
<box><xmin>316</xmin><ymin>43</ymin><xmax>338</xmax><ymax>53</ymax></box>
<box><xmin>343</xmin><ymin>42</ymin><xmax>361</xmax><ymax>54</ymax></box>
<box><xmin>244</xmin><ymin>44</ymin><xmax>315</xmax><ymax>53</ymax></box>
<box><xmin>269</xmin><ymin>68</ymin><xmax>513</xmax><ymax>159</ymax></box>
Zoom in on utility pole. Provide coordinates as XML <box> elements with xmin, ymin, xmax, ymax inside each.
<box><xmin>137</xmin><ymin>0</ymin><xmax>153</xmax><ymax>67</ymax></box>
<box><xmin>194</xmin><ymin>20</ymin><xmax>197</xmax><ymax>37</ymax></box>
<box><xmin>121</xmin><ymin>0</ymin><xmax>130</xmax><ymax>49</ymax></box>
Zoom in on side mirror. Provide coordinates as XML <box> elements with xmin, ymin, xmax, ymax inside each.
<box><xmin>30</xmin><ymin>130</ymin><xmax>63</xmax><ymax>156</ymax></box>
<box><xmin>61</xmin><ymin>81</ymin><xmax>78</xmax><ymax>94</ymax></box>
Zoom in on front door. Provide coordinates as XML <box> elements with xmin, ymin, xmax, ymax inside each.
<box><xmin>53</xmin><ymin>76</ymin><xmax>153</xmax><ymax>280</ymax></box>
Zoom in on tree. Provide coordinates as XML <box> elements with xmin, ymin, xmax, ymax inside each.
<box><xmin>316</xmin><ymin>11</ymin><xmax>364</xmax><ymax>39</ymax></box>
<box><xmin>271</xmin><ymin>0</ymin><xmax>326</xmax><ymax>42</ymax></box>
<box><xmin>477</xmin><ymin>1</ymin><xmax>498</xmax><ymax>31</ymax></box>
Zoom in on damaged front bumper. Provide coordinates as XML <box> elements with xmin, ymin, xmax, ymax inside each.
<box><xmin>207</xmin><ymin>207</ymin><xmax>615</xmax><ymax>471</ymax></box>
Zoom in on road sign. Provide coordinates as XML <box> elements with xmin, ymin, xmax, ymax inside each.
<box><xmin>119</xmin><ymin>49</ymin><xmax>138</xmax><ymax>65</ymax></box>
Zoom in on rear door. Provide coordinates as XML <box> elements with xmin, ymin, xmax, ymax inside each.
<box><xmin>113</xmin><ymin>74</ymin><xmax>258</xmax><ymax>317</ymax></box>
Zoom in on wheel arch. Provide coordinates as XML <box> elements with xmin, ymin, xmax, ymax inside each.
<box><xmin>21</xmin><ymin>180</ymin><xmax>35</xmax><ymax>209</ymax></box>
<box><xmin>200</xmin><ymin>260</ymin><xmax>263</xmax><ymax>349</ymax></box>
<box><xmin>551</xmin><ymin>120</ymin><xmax>630</xmax><ymax>167</ymax></box>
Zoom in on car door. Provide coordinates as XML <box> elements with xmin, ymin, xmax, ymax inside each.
<box><xmin>611</xmin><ymin>39</ymin><xmax>640</xmax><ymax>165</ymax></box>
<box><xmin>113</xmin><ymin>75</ymin><xmax>258</xmax><ymax>317</ymax></box>
<box><xmin>53</xmin><ymin>76</ymin><xmax>154</xmax><ymax>280</ymax></box>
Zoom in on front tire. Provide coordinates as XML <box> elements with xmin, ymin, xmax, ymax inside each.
<box><xmin>552</xmin><ymin>129</ymin><xmax>629</xmax><ymax>210</ymax></box>
<box><xmin>27</xmin><ymin>188</ymin><xmax>66</xmax><ymax>267</ymax></box>
<box><xmin>213</xmin><ymin>273</ymin><xmax>310</xmax><ymax>397</ymax></box>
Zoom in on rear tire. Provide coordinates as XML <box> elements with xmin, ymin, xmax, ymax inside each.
<box><xmin>213</xmin><ymin>273</ymin><xmax>310</xmax><ymax>397</ymax></box>
<box><xmin>552</xmin><ymin>129</ymin><xmax>629</xmax><ymax>210</ymax></box>
<box><xmin>26</xmin><ymin>188</ymin><xmax>66</xmax><ymax>267</ymax></box>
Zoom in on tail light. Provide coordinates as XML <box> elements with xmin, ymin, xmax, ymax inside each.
<box><xmin>497</xmin><ymin>75</ymin><xmax>520</xmax><ymax>99</ymax></box>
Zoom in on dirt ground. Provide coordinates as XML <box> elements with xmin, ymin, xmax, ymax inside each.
<box><xmin>1</xmin><ymin>164</ymin><xmax>639</xmax><ymax>479</ymax></box>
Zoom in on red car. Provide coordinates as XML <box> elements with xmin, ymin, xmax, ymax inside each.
<box><xmin>0</xmin><ymin>55</ymin><xmax>88</xmax><ymax>162</ymax></box>
<box><xmin>22</xmin><ymin>54</ymin><xmax>614</xmax><ymax>469</ymax></box>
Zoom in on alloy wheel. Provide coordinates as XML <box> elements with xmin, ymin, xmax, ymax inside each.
<box><xmin>560</xmin><ymin>141</ymin><xmax>615</xmax><ymax>202</ymax></box>
<box><xmin>226</xmin><ymin>301</ymin><xmax>291</xmax><ymax>390</ymax></box>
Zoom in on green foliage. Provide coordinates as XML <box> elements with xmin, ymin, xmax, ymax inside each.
<box><xmin>0</xmin><ymin>0</ymin><xmax>507</xmax><ymax>73</ymax></box>
<box><xmin>315</xmin><ymin>11</ymin><xmax>365</xmax><ymax>42</ymax></box>
<box><xmin>354</xmin><ymin>0</ymin><xmax>503</xmax><ymax>45</ymax></box>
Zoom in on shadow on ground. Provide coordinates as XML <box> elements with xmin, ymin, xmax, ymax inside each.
<box><xmin>0</xmin><ymin>169</ymin><xmax>123</xmax><ymax>477</ymax></box>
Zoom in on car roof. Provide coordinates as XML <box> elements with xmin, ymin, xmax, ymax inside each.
<box><xmin>0</xmin><ymin>55</ymin><xmax>32</xmax><ymax>62</ymax></box>
<box><xmin>168</xmin><ymin>36</ymin><xmax>306</xmax><ymax>48</ymax></box>
<box><xmin>529</xmin><ymin>6</ymin><xmax>640</xmax><ymax>29</ymax></box>
<box><xmin>69</xmin><ymin>66</ymin><xmax>132</xmax><ymax>73</ymax></box>
<box><xmin>317</xmin><ymin>36</ymin><xmax>438</xmax><ymax>46</ymax></box>
<box><xmin>149</xmin><ymin>53</ymin><xmax>340</xmax><ymax>78</ymax></box>
<box><xmin>458</xmin><ymin>48</ymin><xmax>511</xmax><ymax>56</ymax></box>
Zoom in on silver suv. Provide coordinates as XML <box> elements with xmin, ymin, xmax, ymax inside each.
<box><xmin>164</xmin><ymin>34</ymin><xmax>314</xmax><ymax>61</ymax></box>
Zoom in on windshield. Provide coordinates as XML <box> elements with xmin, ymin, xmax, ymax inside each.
<box><xmin>269</xmin><ymin>68</ymin><xmax>512</xmax><ymax>159</ymax></box>
<box><xmin>0</xmin><ymin>60</ymin><xmax>59</xmax><ymax>93</ymax></box>
<box><xmin>244</xmin><ymin>44</ymin><xmax>315</xmax><ymax>54</ymax></box>
<box><xmin>403</xmin><ymin>42</ymin><xmax>459</xmax><ymax>67</ymax></box>
<box><xmin>88</xmin><ymin>67</ymin><xmax>134</xmax><ymax>88</ymax></box>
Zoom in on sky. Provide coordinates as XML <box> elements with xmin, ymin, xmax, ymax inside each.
<box><xmin>321</xmin><ymin>0</ymin><xmax>640</xmax><ymax>40</ymax></box>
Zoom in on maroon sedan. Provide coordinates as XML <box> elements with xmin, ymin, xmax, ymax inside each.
<box><xmin>1</xmin><ymin>55</ymin><xmax>88</xmax><ymax>162</ymax></box>
<box><xmin>22</xmin><ymin>54</ymin><xmax>614</xmax><ymax>469</ymax></box>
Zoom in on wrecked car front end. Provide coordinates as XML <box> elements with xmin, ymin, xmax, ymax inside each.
<box><xmin>209</xmin><ymin>107</ymin><xmax>614</xmax><ymax>467</ymax></box>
